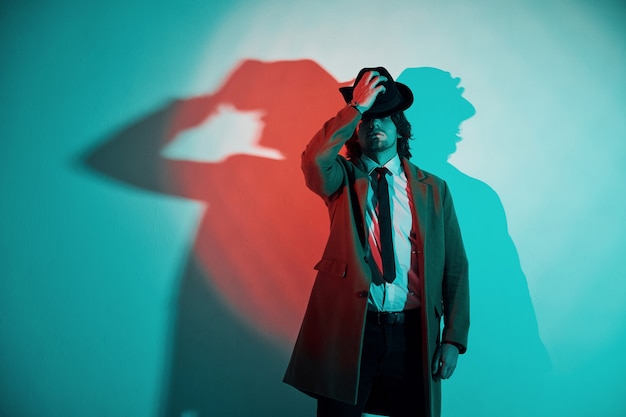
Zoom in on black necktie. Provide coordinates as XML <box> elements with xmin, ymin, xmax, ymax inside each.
<box><xmin>374</xmin><ymin>167</ymin><xmax>396</xmax><ymax>283</ymax></box>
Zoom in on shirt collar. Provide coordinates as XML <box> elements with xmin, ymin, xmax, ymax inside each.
<box><xmin>360</xmin><ymin>154</ymin><xmax>403</xmax><ymax>176</ymax></box>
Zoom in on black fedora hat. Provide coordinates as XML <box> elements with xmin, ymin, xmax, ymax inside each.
<box><xmin>339</xmin><ymin>67</ymin><xmax>414</xmax><ymax>118</ymax></box>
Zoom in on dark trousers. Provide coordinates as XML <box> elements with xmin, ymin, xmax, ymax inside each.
<box><xmin>317</xmin><ymin>309</ymin><xmax>425</xmax><ymax>417</ymax></box>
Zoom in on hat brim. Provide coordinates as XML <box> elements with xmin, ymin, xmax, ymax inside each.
<box><xmin>339</xmin><ymin>82</ymin><xmax>414</xmax><ymax>118</ymax></box>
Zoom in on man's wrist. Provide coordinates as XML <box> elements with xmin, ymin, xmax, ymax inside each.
<box><xmin>442</xmin><ymin>342</ymin><xmax>462</xmax><ymax>353</ymax></box>
<box><xmin>347</xmin><ymin>100</ymin><xmax>363</xmax><ymax>114</ymax></box>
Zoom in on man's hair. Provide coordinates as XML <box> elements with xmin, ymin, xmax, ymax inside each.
<box><xmin>345</xmin><ymin>111</ymin><xmax>413</xmax><ymax>160</ymax></box>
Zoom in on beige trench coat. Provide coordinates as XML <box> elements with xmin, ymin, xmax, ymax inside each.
<box><xmin>284</xmin><ymin>106</ymin><xmax>469</xmax><ymax>417</ymax></box>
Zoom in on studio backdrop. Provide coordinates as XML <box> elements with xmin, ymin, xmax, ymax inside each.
<box><xmin>1</xmin><ymin>1</ymin><xmax>625</xmax><ymax>416</ymax></box>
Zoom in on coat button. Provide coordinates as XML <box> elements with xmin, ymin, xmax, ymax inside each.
<box><xmin>356</xmin><ymin>291</ymin><xmax>368</xmax><ymax>298</ymax></box>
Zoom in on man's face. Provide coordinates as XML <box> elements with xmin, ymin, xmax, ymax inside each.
<box><xmin>357</xmin><ymin>116</ymin><xmax>400</xmax><ymax>155</ymax></box>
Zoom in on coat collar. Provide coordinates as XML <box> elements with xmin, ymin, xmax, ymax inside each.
<box><xmin>359</xmin><ymin>154</ymin><xmax>403</xmax><ymax>176</ymax></box>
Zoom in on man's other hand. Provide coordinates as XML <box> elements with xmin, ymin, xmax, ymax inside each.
<box><xmin>431</xmin><ymin>343</ymin><xmax>459</xmax><ymax>380</ymax></box>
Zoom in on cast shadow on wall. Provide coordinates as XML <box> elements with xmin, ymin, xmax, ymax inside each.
<box><xmin>82</xmin><ymin>59</ymin><xmax>349</xmax><ymax>417</ymax></box>
<box><xmin>81</xmin><ymin>59</ymin><xmax>549</xmax><ymax>417</ymax></box>
<box><xmin>398</xmin><ymin>68</ymin><xmax>551</xmax><ymax>417</ymax></box>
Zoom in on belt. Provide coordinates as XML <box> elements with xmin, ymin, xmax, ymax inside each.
<box><xmin>366</xmin><ymin>309</ymin><xmax>418</xmax><ymax>325</ymax></box>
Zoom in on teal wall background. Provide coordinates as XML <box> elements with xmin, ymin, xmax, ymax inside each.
<box><xmin>1</xmin><ymin>1</ymin><xmax>625</xmax><ymax>416</ymax></box>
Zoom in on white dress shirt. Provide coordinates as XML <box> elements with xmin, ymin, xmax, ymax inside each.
<box><xmin>361</xmin><ymin>154</ymin><xmax>418</xmax><ymax>312</ymax></box>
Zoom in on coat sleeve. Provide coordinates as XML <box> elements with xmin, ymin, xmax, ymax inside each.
<box><xmin>441</xmin><ymin>182</ymin><xmax>470</xmax><ymax>353</ymax></box>
<box><xmin>301</xmin><ymin>105</ymin><xmax>361</xmax><ymax>200</ymax></box>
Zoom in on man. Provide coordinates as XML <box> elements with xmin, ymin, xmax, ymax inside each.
<box><xmin>284</xmin><ymin>67</ymin><xmax>469</xmax><ymax>417</ymax></box>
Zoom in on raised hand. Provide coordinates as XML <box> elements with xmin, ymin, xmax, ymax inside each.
<box><xmin>350</xmin><ymin>71</ymin><xmax>387</xmax><ymax>113</ymax></box>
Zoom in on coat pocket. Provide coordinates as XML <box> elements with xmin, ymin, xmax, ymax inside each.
<box><xmin>314</xmin><ymin>258</ymin><xmax>347</xmax><ymax>278</ymax></box>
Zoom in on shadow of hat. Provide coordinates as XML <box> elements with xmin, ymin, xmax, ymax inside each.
<box><xmin>339</xmin><ymin>67</ymin><xmax>414</xmax><ymax>119</ymax></box>
<box><xmin>397</xmin><ymin>67</ymin><xmax>475</xmax><ymax>122</ymax></box>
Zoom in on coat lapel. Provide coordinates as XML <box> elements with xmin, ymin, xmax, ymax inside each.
<box><xmin>352</xmin><ymin>158</ymin><xmax>371</xmax><ymax>249</ymax></box>
<box><xmin>403</xmin><ymin>159</ymin><xmax>430</xmax><ymax>248</ymax></box>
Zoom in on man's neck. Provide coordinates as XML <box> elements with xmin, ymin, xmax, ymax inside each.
<box><xmin>362</xmin><ymin>150</ymin><xmax>398</xmax><ymax>167</ymax></box>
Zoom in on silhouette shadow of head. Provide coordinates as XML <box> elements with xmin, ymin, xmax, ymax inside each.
<box><xmin>398</xmin><ymin>67</ymin><xmax>475</xmax><ymax>170</ymax></box>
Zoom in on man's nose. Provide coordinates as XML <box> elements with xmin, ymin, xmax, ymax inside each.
<box><xmin>369</xmin><ymin>119</ymin><xmax>382</xmax><ymax>130</ymax></box>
